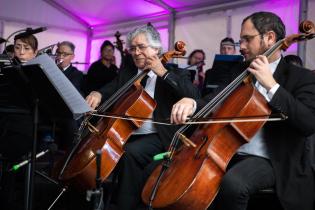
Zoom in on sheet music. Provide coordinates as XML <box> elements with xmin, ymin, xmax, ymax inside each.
<box><xmin>26</xmin><ymin>54</ymin><xmax>91</xmax><ymax>119</ymax></box>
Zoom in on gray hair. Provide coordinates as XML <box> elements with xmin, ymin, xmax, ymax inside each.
<box><xmin>58</xmin><ymin>41</ymin><xmax>75</xmax><ymax>53</ymax></box>
<box><xmin>126</xmin><ymin>24</ymin><xmax>163</xmax><ymax>55</ymax></box>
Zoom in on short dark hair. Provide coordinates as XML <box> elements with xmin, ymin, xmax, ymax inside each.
<box><xmin>188</xmin><ymin>49</ymin><xmax>205</xmax><ymax>65</ymax></box>
<box><xmin>284</xmin><ymin>54</ymin><xmax>303</xmax><ymax>67</ymax></box>
<box><xmin>242</xmin><ymin>11</ymin><xmax>286</xmax><ymax>42</ymax></box>
<box><xmin>220</xmin><ymin>37</ymin><xmax>235</xmax><ymax>45</ymax></box>
<box><xmin>220</xmin><ymin>37</ymin><xmax>235</xmax><ymax>49</ymax></box>
<box><xmin>58</xmin><ymin>41</ymin><xmax>75</xmax><ymax>53</ymax></box>
<box><xmin>100</xmin><ymin>40</ymin><xmax>114</xmax><ymax>53</ymax></box>
<box><xmin>14</xmin><ymin>34</ymin><xmax>38</xmax><ymax>51</ymax></box>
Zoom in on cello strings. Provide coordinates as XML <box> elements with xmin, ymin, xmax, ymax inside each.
<box><xmin>78</xmin><ymin>71</ymin><xmax>147</xmax><ymax>138</ymax></box>
<box><xmin>168</xmin><ymin>39</ymin><xmax>286</xmax><ymax>158</ymax></box>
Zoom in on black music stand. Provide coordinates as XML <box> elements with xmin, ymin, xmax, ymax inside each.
<box><xmin>2</xmin><ymin>54</ymin><xmax>91</xmax><ymax>210</ymax></box>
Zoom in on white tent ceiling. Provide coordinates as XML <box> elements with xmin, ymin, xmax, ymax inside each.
<box><xmin>45</xmin><ymin>0</ymin><xmax>255</xmax><ymax>27</ymax></box>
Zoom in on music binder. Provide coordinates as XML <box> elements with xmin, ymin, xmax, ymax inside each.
<box><xmin>3</xmin><ymin>54</ymin><xmax>91</xmax><ymax>120</ymax></box>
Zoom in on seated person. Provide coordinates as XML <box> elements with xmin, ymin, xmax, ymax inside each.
<box><xmin>187</xmin><ymin>49</ymin><xmax>206</xmax><ymax>89</ymax></box>
<box><xmin>0</xmin><ymin>33</ymin><xmax>39</xmax><ymax>209</ymax></box>
<box><xmin>55</xmin><ymin>41</ymin><xmax>84</xmax><ymax>94</ymax></box>
<box><xmin>85</xmin><ymin>24</ymin><xmax>200</xmax><ymax>210</ymax></box>
<box><xmin>203</xmin><ymin>37</ymin><xmax>242</xmax><ymax>96</ymax></box>
<box><xmin>84</xmin><ymin>40</ymin><xmax>118</xmax><ymax>94</ymax></box>
<box><xmin>171</xmin><ymin>11</ymin><xmax>315</xmax><ymax>210</ymax></box>
<box><xmin>53</xmin><ymin>41</ymin><xmax>84</xmax><ymax>150</ymax></box>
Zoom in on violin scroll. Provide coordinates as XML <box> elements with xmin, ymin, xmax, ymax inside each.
<box><xmin>299</xmin><ymin>20</ymin><xmax>315</xmax><ymax>34</ymax></box>
<box><xmin>114</xmin><ymin>31</ymin><xmax>125</xmax><ymax>55</ymax></box>
<box><xmin>174</xmin><ymin>41</ymin><xmax>186</xmax><ymax>54</ymax></box>
<box><xmin>160</xmin><ymin>41</ymin><xmax>186</xmax><ymax>64</ymax></box>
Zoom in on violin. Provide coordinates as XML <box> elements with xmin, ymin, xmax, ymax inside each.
<box><xmin>141</xmin><ymin>20</ymin><xmax>315</xmax><ymax>210</ymax></box>
<box><xmin>57</xmin><ymin>41</ymin><xmax>186</xmax><ymax>190</ymax></box>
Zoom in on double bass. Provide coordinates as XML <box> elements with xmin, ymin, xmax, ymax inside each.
<box><xmin>142</xmin><ymin>20</ymin><xmax>315</xmax><ymax>210</ymax></box>
<box><xmin>58</xmin><ymin>41</ymin><xmax>186</xmax><ymax>190</ymax></box>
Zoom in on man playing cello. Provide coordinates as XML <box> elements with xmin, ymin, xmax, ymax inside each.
<box><xmin>86</xmin><ymin>24</ymin><xmax>200</xmax><ymax>210</ymax></box>
<box><xmin>171</xmin><ymin>11</ymin><xmax>315</xmax><ymax>210</ymax></box>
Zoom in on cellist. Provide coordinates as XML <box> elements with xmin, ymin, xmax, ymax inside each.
<box><xmin>85</xmin><ymin>24</ymin><xmax>200</xmax><ymax>210</ymax></box>
<box><xmin>171</xmin><ymin>11</ymin><xmax>315</xmax><ymax>210</ymax></box>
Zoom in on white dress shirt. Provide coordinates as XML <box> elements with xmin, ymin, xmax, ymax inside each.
<box><xmin>237</xmin><ymin>57</ymin><xmax>281</xmax><ymax>158</ymax></box>
<box><xmin>133</xmin><ymin>70</ymin><xmax>158</xmax><ymax>135</ymax></box>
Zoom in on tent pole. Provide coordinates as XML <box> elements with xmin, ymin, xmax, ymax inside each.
<box><xmin>298</xmin><ymin>0</ymin><xmax>308</xmax><ymax>64</ymax></box>
<box><xmin>168</xmin><ymin>10</ymin><xmax>175</xmax><ymax>51</ymax></box>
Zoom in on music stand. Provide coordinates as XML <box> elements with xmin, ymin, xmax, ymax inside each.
<box><xmin>2</xmin><ymin>54</ymin><xmax>91</xmax><ymax>210</ymax></box>
<box><xmin>203</xmin><ymin>54</ymin><xmax>244</xmax><ymax>95</ymax></box>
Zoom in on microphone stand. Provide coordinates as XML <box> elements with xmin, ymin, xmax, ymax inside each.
<box><xmin>147</xmin><ymin>155</ymin><xmax>171</xmax><ymax>210</ymax></box>
<box><xmin>25</xmin><ymin>98</ymin><xmax>39</xmax><ymax>210</ymax></box>
<box><xmin>86</xmin><ymin>149</ymin><xmax>104</xmax><ymax>210</ymax></box>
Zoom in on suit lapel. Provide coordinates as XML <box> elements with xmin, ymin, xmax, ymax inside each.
<box><xmin>273</xmin><ymin>58</ymin><xmax>288</xmax><ymax>87</ymax></box>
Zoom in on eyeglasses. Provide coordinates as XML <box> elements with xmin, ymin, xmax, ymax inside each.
<box><xmin>14</xmin><ymin>45</ymin><xmax>33</xmax><ymax>52</ymax></box>
<box><xmin>56</xmin><ymin>51</ymin><xmax>73</xmax><ymax>57</ymax></box>
<box><xmin>239</xmin><ymin>34</ymin><xmax>262</xmax><ymax>44</ymax></box>
<box><xmin>128</xmin><ymin>44</ymin><xmax>151</xmax><ymax>53</ymax></box>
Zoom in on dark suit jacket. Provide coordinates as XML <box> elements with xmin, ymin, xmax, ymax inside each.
<box><xmin>98</xmin><ymin>66</ymin><xmax>200</xmax><ymax>149</ymax></box>
<box><xmin>197</xmin><ymin>58</ymin><xmax>315</xmax><ymax>210</ymax></box>
<box><xmin>63</xmin><ymin>65</ymin><xmax>84</xmax><ymax>95</ymax></box>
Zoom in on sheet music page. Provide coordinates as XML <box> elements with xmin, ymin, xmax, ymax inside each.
<box><xmin>26</xmin><ymin>54</ymin><xmax>91</xmax><ymax>119</ymax></box>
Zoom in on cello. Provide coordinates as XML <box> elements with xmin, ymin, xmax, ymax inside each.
<box><xmin>142</xmin><ymin>20</ymin><xmax>315</xmax><ymax>210</ymax></box>
<box><xmin>58</xmin><ymin>41</ymin><xmax>186</xmax><ymax>190</ymax></box>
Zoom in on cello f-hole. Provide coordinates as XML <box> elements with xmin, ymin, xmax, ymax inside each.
<box><xmin>194</xmin><ymin>136</ymin><xmax>208</xmax><ymax>158</ymax></box>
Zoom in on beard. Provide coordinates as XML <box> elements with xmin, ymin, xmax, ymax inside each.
<box><xmin>257</xmin><ymin>39</ymin><xmax>269</xmax><ymax>56</ymax></box>
<box><xmin>241</xmin><ymin>39</ymin><xmax>269</xmax><ymax>61</ymax></box>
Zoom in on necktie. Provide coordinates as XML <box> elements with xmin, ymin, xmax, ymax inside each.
<box><xmin>140</xmin><ymin>75</ymin><xmax>149</xmax><ymax>87</ymax></box>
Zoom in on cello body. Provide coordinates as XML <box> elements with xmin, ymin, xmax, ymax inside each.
<box><xmin>142</xmin><ymin>81</ymin><xmax>271</xmax><ymax>210</ymax></box>
<box><xmin>58</xmin><ymin>40</ymin><xmax>186</xmax><ymax>190</ymax></box>
<box><xmin>60</xmin><ymin>84</ymin><xmax>156</xmax><ymax>190</ymax></box>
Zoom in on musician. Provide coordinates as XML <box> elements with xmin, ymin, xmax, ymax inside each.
<box><xmin>203</xmin><ymin>37</ymin><xmax>238</xmax><ymax>96</ymax></box>
<box><xmin>86</xmin><ymin>24</ymin><xmax>200</xmax><ymax>210</ymax></box>
<box><xmin>54</xmin><ymin>41</ymin><xmax>84</xmax><ymax>150</ymax></box>
<box><xmin>171</xmin><ymin>11</ymin><xmax>315</xmax><ymax>210</ymax></box>
<box><xmin>0</xmin><ymin>33</ymin><xmax>38</xmax><ymax>209</ymax></box>
<box><xmin>84</xmin><ymin>40</ymin><xmax>118</xmax><ymax>94</ymax></box>
<box><xmin>13</xmin><ymin>34</ymin><xmax>38</xmax><ymax>63</ymax></box>
<box><xmin>55</xmin><ymin>41</ymin><xmax>84</xmax><ymax>94</ymax></box>
<box><xmin>0</xmin><ymin>34</ymin><xmax>38</xmax><ymax>158</ymax></box>
<box><xmin>187</xmin><ymin>49</ymin><xmax>206</xmax><ymax>89</ymax></box>
<box><xmin>219</xmin><ymin>37</ymin><xmax>236</xmax><ymax>55</ymax></box>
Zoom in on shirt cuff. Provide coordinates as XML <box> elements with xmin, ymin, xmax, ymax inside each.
<box><xmin>162</xmin><ymin>72</ymin><xmax>169</xmax><ymax>80</ymax></box>
<box><xmin>267</xmin><ymin>83</ymin><xmax>280</xmax><ymax>101</ymax></box>
<box><xmin>192</xmin><ymin>100</ymin><xmax>197</xmax><ymax>115</ymax></box>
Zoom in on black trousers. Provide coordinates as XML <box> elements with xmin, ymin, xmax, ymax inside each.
<box><xmin>209</xmin><ymin>154</ymin><xmax>276</xmax><ymax>210</ymax></box>
<box><xmin>116</xmin><ymin>133</ymin><xmax>164</xmax><ymax>210</ymax></box>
